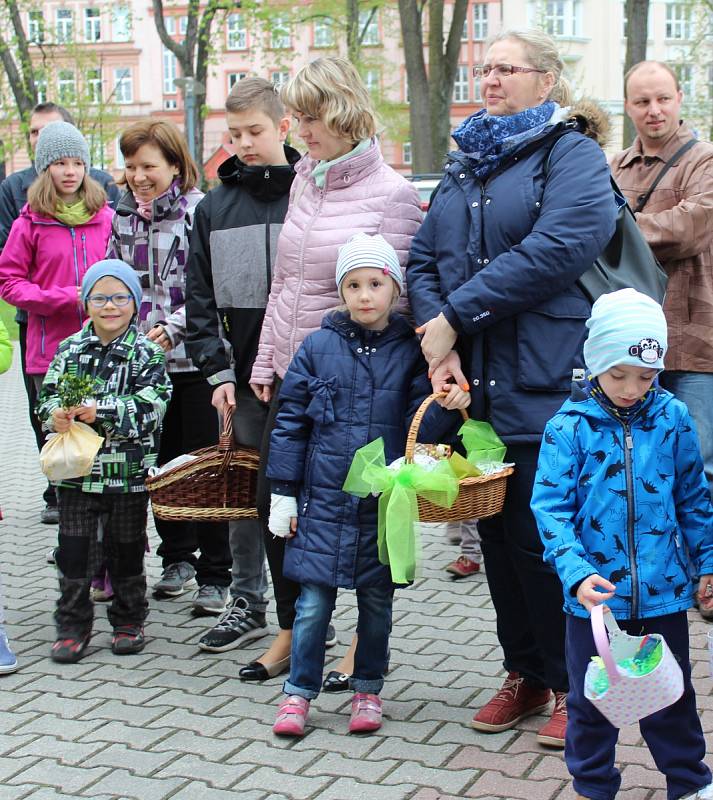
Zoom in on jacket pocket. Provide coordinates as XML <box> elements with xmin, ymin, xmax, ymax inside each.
<box><xmin>516</xmin><ymin>294</ymin><xmax>589</xmax><ymax>392</ymax></box>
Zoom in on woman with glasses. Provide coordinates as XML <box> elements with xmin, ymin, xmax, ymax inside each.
<box><xmin>107</xmin><ymin>121</ymin><xmax>233</xmax><ymax>619</ymax></box>
<box><xmin>407</xmin><ymin>29</ymin><xmax>616</xmax><ymax>748</ymax></box>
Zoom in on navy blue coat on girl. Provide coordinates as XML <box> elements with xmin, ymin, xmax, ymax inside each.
<box><xmin>266</xmin><ymin>310</ymin><xmax>454</xmax><ymax>590</ymax></box>
<box><xmin>531</xmin><ymin>381</ymin><xmax>713</xmax><ymax>621</ymax></box>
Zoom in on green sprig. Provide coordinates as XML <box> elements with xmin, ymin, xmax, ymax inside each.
<box><xmin>57</xmin><ymin>374</ymin><xmax>98</xmax><ymax>410</ymax></box>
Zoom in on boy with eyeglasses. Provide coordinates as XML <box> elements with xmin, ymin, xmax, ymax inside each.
<box><xmin>37</xmin><ymin>259</ymin><xmax>172</xmax><ymax>663</ymax></box>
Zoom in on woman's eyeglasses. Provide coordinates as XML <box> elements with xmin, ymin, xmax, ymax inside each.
<box><xmin>473</xmin><ymin>64</ymin><xmax>547</xmax><ymax>79</ymax></box>
<box><xmin>87</xmin><ymin>293</ymin><xmax>133</xmax><ymax>308</ymax></box>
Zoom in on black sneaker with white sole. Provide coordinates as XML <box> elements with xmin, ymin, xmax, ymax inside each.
<box><xmin>198</xmin><ymin>596</ymin><xmax>268</xmax><ymax>652</ymax></box>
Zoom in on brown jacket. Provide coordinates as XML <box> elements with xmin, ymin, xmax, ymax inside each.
<box><xmin>611</xmin><ymin>122</ymin><xmax>713</xmax><ymax>372</ymax></box>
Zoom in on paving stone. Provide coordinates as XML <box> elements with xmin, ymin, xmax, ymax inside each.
<box><xmin>369</xmin><ymin>739</ymin><xmax>460</xmax><ymax>768</ymax></box>
<box><xmin>168</xmin><ymin>786</ymin><xmax>267</xmax><ymax>800</ymax></box>
<box><xmin>227</xmin><ymin>767</ymin><xmax>331</xmax><ymax>799</ymax></box>
<box><xmin>11</xmin><ymin>738</ymin><xmax>106</xmax><ymax>766</ymax></box>
<box><xmin>84</xmin><ymin>769</ymin><xmax>185</xmax><ymax>799</ymax></box>
<box><xmin>465</xmin><ymin>772</ymin><xmax>563</xmax><ymax>799</ymax></box>
<box><xmin>149</xmin><ymin>730</ymin><xmax>243</xmax><ymax>760</ymax></box>
<box><xmin>447</xmin><ymin>747</ymin><xmax>537</xmax><ymax>776</ymax></box>
<box><xmin>381</xmin><ymin>763</ymin><xmax>472</xmax><ymax>795</ymax></box>
<box><xmin>5</xmin><ymin>761</ymin><xmax>109</xmax><ymax>793</ymax></box>
<box><xmin>313</xmin><ymin>777</ymin><xmax>418</xmax><ymax>800</ymax></box>
<box><xmin>304</xmin><ymin>752</ymin><xmax>399</xmax><ymax>781</ymax></box>
<box><xmin>154</xmin><ymin>753</ymin><xmax>253</xmax><ymax>788</ymax></box>
<box><xmin>82</xmin><ymin>743</ymin><xmax>177</xmax><ymax>774</ymax></box>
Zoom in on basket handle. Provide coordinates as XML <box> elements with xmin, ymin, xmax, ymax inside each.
<box><xmin>591</xmin><ymin>603</ymin><xmax>622</xmax><ymax>685</ymax></box>
<box><xmin>218</xmin><ymin>403</ymin><xmax>236</xmax><ymax>454</ymax></box>
<box><xmin>405</xmin><ymin>392</ymin><xmax>469</xmax><ymax>463</ymax></box>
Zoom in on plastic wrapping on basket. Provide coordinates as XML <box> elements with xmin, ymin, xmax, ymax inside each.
<box><xmin>584</xmin><ymin>604</ymin><xmax>684</xmax><ymax>728</ymax></box>
<box><xmin>343</xmin><ymin>437</ymin><xmax>458</xmax><ymax>583</ymax></box>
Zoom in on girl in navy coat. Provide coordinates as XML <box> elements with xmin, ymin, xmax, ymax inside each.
<box><xmin>266</xmin><ymin>234</ymin><xmax>470</xmax><ymax>736</ymax></box>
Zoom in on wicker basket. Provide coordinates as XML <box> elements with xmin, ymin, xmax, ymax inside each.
<box><xmin>406</xmin><ymin>393</ymin><xmax>513</xmax><ymax>522</ymax></box>
<box><xmin>146</xmin><ymin>406</ymin><xmax>259</xmax><ymax>522</ymax></box>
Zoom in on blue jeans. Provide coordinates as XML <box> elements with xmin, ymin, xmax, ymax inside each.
<box><xmin>660</xmin><ymin>371</ymin><xmax>713</xmax><ymax>500</ymax></box>
<box><xmin>284</xmin><ymin>582</ymin><xmax>394</xmax><ymax>700</ymax></box>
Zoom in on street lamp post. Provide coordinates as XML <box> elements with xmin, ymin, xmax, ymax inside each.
<box><xmin>174</xmin><ymin>77</ymin><xmax>206</xmax><ymax>162</ymax></box>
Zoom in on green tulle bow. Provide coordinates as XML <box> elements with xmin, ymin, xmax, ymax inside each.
<box><xmin>458</xmin><ymin>419</ymin><xmax>507</xmax><ymax>465</ymax></box>
<box><xmin>342</xmin><ymin>438</ymin><xmax>458</xmax><ymax>584</ymax></box>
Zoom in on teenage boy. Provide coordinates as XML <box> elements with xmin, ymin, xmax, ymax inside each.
<box><xmin>185</xmin><ymin>77</ymin><xmax>301</xmax><ymax>656</ymax></box>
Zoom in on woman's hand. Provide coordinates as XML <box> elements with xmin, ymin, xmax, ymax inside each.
<box><xmin>147</xmin><ymin>324</ymin><xmax>172</xmax><ymax>352</ymax></box>
<box><xmin>429</xmin><ymin>350</ymin><xmax>469</xmax><ymax>395</ymax></box>
<box><xmin>576</xmin><ymin>574</ymin><xmax>616</xmax><ymax>612</ymax></box>
<box><xmin>416</xmin><ymin>313</ymin><xmax>457</xmax><ymax>375</ymax></box>
<box><xmin>250</xmin><ymin>382</ymin><xmax>272</xmax><ymax>404</ymax></box>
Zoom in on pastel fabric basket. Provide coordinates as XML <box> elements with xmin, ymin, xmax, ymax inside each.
<box><xmin>584</xmin><ymin>604</ymin><xmax>684</xmax><ymax>728</ymax></box>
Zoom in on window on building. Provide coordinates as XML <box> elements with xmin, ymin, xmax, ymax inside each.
<box><xmin>363</xmin><ymin>68</ymin><xmax>380</xmax><ymax>95</ymax></box>
<box><xmin>453</xmin><ymin>64</ymin><xmax>469</xmax><ymax>103</ymax></box>
<box><xmin>227</xmin><ymin>14</ymin><xmax>247</xmax><ymax>49</ymax></box>
<box><xmin>86</xmin><ymin>133</ymin><xmax>104</xmax><ymax>167</ymax></box>
<box><xmin>404</xmin><ymin>73</ymin><xmax>410</xmax><ymax>103</ymax></box>
<box><xmin>474</xmin><ymin>76</ymin><xmax>482</xmax><ymax>102</ymax></box>
<box><xmin>165</xmin><ymin>17</ymin><xmax>176</xmax><ymax>35</ymax></box>
<box><xmin>115</xmin><ymin>137</ymin><xmax>125</xmax><ymax>169</ymax></box>
<box><xmin>473</xmin><ymin>3</ymin><xmax>488</xmax><ymax>40</ymax></box>
<box><xmin>56</xmin><ymin>9</ymin><xmax>74</xmax><ymax>43</ymax></box>
<box><xmin>112</xmin><ymin>6</ymin><xmax>130</xmax><ymax>42</ymax></box>
<box><xmin>28</xmin><ymin>11</ymin><xmax>44</xmax><ymax>43</ymax></box>
<box><xmin>163</xmin><ymin>48</ymin><xmax>177</xmax><ymax>94</ymax></box>
<box><xmin>164</xmin><ymin>98</ymin><xmax>178</xmax><ymax>109</ymax></box>
<box><xmin>461</xmin><ymin>15</ymin><xmax>468</xmax><ymax>41</ymax></box>
<box><xmin>271</xmin><ymin>15</ymin><xmax>290</xmax><ymax>48</ymax></box>
<box><xmin>179</xmin><ymin>16</ymin><xmax>187</xmax><ymax>34</ymax></box>
<box><xmin>666</xmin><ymin>2</ymin><xmax>692</xmax><ymax>40</ymax></box>
<box><xmin>58</xmin><ymin>69</ymin><xmax>76</xmax><ymax>103</ymax></box>
<box><xmin>84</xmin><ymin>8</ymin><xmax>101</xmax><ymax>41</ymax></box>
<box><xmin>36</xmin><ymin>71</ymin><xmax>47</xmax><ymax>104</ymax></box>
<box><xmin>537</xmin><ymin>0</ymin><xmax>582</xmax><ymax>37</ymax></box>
<box><xmin>113</xmin><ymin>67</ymin><xmax>133</xmax><ymax>104</ymax></box>
<box><xmin>359</xmin><ymin>9</ymin><xmax>379</xmax><ymax>45</ymax></box>
<box><xmin>621</xmin><ymin>0</ymin><xmax>653</xmax><ymax>38</ymax></box>
<box><xmin>271</xmin><ymin>70</ymin><xmax>290</xmax><ymax>88</ymax></box>
<box><xmin>672</xmin><ymin>62</ymin><xmax>694</xmax><ymax>95</ymax></box>
<box><xmin>228</xmin><ymin>71</ymin><xmax>248</xmax><ymax>89</ymax></box>
<box><xmin>87</xmin><ymin>68</ymin><xmax>102</xmax><ymax>103</ymax></box>
<box><xmin>708</xmin><ymin>64</ymin><xmax>713</xmax><ymax>100</ymax></box>
<box><xmin>403</xmin><ymin>141</ymin><xmax>412</xmax><ymax>166</ymax></box>
<box><xmin>314</xmin><ymin>17</ymin><xmax>335</xmax><ymax>47</ymax></box>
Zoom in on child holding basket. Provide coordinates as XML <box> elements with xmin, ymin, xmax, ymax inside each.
<box><xmin>267</xmin><ymin>234</ymin><xmax>469</xmax><ymax>736</ymax></box>
<box><xmin>531</xmin><ymin>289</ymin><xmax>713</xmax><ymax>800</ymax></box>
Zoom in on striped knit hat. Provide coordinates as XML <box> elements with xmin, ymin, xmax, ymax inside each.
<box><xmin>336</xmin><ymin>233</ymin><xmax>403</xmax><ymax>297</ymax></box>
<box><xmin>583</xmin><ymin>288</ymin><xmax>667</xmax><ymax>378</ymax></box>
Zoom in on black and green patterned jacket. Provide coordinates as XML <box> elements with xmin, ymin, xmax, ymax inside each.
<box><xmin>37</xmin><ymin>322</ymin><xmax>172</xmax><ymax>494</ymax></box>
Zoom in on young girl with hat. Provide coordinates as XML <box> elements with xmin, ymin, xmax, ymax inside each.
<box><xmin>531</xmin><ymin>288</ymin><xmax>713</xmax><ymax>800</ymax></box>
<box><xmin>0</xmin><ymin>121</ymin><xmax>113</xmax><ymax>388</ymax></box>
<box><xmin>267</xmin><ymin>233</ymin><xmax>470</xmax><ymax>736</ymax></box>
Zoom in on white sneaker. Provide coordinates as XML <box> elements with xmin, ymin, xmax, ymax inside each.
<box><xmin>683</xmin><ymin>783</ymin><xmax>713</xmax><ymax>799</ymax></box>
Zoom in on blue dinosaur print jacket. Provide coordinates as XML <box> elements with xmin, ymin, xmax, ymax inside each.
<box><xmin>531</xmin><ymin>381</ymin><xmax>713</xmax><ymax>620</ymax></box>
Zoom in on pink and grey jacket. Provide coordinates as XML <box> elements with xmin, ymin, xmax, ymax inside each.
<box><xmin>0</xmin><ymin>203</ymin><xmax>113</xmax><ymax>374</ymax></box>
<box><xmin>249</xmin><ymin>139</ymin><xmax>422</xmax><ymax>385</ymax></box>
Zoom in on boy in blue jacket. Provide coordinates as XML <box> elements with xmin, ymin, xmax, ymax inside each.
<box><xmin>531</xmin><ymin>288</ymin><xmax>713</xmax><ymax>800</ymax></box>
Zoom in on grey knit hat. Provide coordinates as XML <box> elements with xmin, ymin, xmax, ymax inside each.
<box><xmin>34</xmin><ymin>121</ymin><xmax>90</xmax><ymax>174</ymax></box>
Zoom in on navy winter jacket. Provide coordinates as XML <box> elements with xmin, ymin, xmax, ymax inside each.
<box><xmin>267</xmin><ymin>311</ymin><xmax>454</xmax><ymax>589</ymax></box>
<box><xmin>407</xmin><ymin>122</ymin><xmax>617</xmax><ymax>444</ymax></box>
<box><xmin>531</xmin><ymin>382</ymin><xmax>713</xmax><ymax>620</ymax></box>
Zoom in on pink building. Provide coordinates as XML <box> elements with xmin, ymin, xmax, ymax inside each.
<box><xmin>2</xmin><ymin>0</ymin><xmax>500</xmax><ymax>177</ymax></box>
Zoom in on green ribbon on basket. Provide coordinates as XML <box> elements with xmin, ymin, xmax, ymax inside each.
<box><xmin>458</xmin><ymin>419</ymin><xmax>507</xmax><ymax>465</ymax></box>
<box><xmin>342</xmin><ymin>438</ymin><xmax>459</xmax><ymax>584</ymax></box>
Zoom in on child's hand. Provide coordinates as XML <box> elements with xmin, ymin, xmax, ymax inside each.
<box><xmin>147</xmin><ymin>325</ymin><xmax>172</xmax><ymax>352</ymax></box>
<box><xmin>698</xmin><ymin>574</ymin><xmax>713</xmax><ymax>611</ymax></box>
<box><xmin>576</xmin><ymin>573</ymin><xmax>616</xmax><ymax>612</ymax></box>
<box><xmin>268</xmin><ymin>493</ymin><xmax>297</xmax><ymax>539</ymax></box>
<box><xmin>438</xmin><ymin>382</ymin><xmax>471</xmax><ymax>410</ymax></box>
<box><xmin>51</xmin><ymin>407</ymin><xmax>74</xmax><ymax>433</ymax></box>
<box><xmin>74</xmin><ymin>400</ymin><xmax>97</xmax><ymax>425</ymax></box>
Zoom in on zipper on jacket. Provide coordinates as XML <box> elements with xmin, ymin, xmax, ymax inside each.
<box><xmin>264</xmin><ymin>204</ymin><xmax>272</xmax><ymax>295</ymax></box>
<box><xmin>71</xmin><ymin>228</ymin><xmax>83</xmax><ymax>326</ymax></box>
<box><xmin>622</xmin><ymin>422</ymin><xmax>639</xmax><ymax>618</ymax></box>
<box><xmin>80</xmin><ymin>233</ymin><xmax>88</xmax><ymax>325</ymax></box>
<box><xmin>40</xmin><ymin>317</ymin><xmax>46</xmax><ymax>356</ymax></box>
<box><xmin>160</xmin><ymin>235</ymin><xmax>180</xmax><ymax>281</ymax></box>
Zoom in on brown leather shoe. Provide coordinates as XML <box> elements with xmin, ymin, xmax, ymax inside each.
<box><xmin>537</xmin><ymin>691</ymin><xmax>567</xmax><ymax>748</ymax></box>
<box><xmin>471</xmin><ymin>671</ymin><xmax>551</xmax><ymax>732</ymax></box>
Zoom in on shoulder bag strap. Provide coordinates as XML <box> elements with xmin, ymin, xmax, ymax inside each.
<box><xmin>633</xmin><ymin>138</ymin><xmax>698</xmax><ymax>213</ymax></box>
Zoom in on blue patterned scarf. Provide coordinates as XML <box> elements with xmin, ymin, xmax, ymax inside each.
<box><xmin>452</xmin><ymin>101</ymin><xmax>558</xmax><ymax>181</ymax></box>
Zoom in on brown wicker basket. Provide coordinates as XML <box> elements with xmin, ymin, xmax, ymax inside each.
<box><xmin>146</xmin><ymin>405</ymin><xmax>259</xmax><ymax>521</ymax></box>
<box><xmin>406</xmin><ymin>393</ymin><xmax>514</xmax><ymax>522</ymax></box>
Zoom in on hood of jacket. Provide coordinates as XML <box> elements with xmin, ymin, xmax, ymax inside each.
<box><xmin>217</xmin><ymin>144</ymin><xmax>301</xmax><ymax>202</ymax></box>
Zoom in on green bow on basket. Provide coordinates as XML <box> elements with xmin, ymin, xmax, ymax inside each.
<box><xmin>458</xmin><ymin>419</ymin><xmax>507</xmax><ymax>467</ymax></box>
<box><xmin>342</xmin><ymin>438</ymin><xmax>459</xmax><ymax>584</ymax></box>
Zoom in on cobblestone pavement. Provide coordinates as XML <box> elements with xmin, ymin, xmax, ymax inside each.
<box><xmin>1</xmin><ymin>351</ymin><xmax>712</xmax><ymax>800</ymax></box>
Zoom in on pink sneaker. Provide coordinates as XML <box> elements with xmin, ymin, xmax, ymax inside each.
<box><xmin>349</xmin><ymin>692</ymin><xmax>383</xmax><ymax>733</ymax></box>
<box><xmin>273</xmin><ymin>695</ymin><xmax>310</xmax><ymax>736</ymax></box>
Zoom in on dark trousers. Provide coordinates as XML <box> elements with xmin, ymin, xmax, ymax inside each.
<box><xmin>478</xmin><ymin>443</ymin><xmax>568</xmax><ymax>691</ymax></box>
<box><xmin>155</xmin><ymin>373</ymin><xmax>231</xmax><ymax>586</ymax></box>
<box><xmin>565</xmin><ymin>612</ymin><xmax>710</xmax><ymax>800</ymax></box>
<box><xmin>55</xmin><ymin>488</ymin><xmax>149</xmax><ymax>636</ymax></box>
<box><xmin>18</xmin><ymin>320</ymin><xmax>55</xmax><ymax>506</ymax></box>
<box><xmin>256</xmin><ymin>376</ymin><xmax>301</xmax><ymax>630</ymax></box>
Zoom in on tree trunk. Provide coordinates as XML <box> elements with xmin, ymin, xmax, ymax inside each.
<box><xmin>398</xmin><ymin>0</ymin><xmax>432</xmax><ymax>172</ymax></box>
<box><xmin>346</xmin><ymin>0</ymin><xmax>360</xmax><ymax>65</ymax></box>
<box><xmin>623</xmin><ymin>0</ymin><xmax>650</xmax><ymax>148</ymax></box>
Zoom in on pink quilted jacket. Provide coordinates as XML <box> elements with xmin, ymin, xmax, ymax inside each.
<box><xmin>250</xmin><ymin>140</ymin><xmax>422</xmax><ymax>384</ymax></box>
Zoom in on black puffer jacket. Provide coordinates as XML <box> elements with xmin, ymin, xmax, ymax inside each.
<box><xmin>185</xmin><ymin>146</ymin><xmax>301</xmax><ymax>388</ymax></box>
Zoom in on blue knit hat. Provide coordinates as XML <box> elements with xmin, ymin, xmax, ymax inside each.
<box><xmin>336</xmin><ymin>233</ymin><xmax>403</xmax><ymax>297</ymax></box>
<box><xmin>583</xmin><ymin>288</ymin><xmax>668</xmax><ymax>378</ymax></box>
<box><xmin>81</xmin><ymin>259</ymin><xmax>142</xmax><ymax>310</ymax></box>
<box><xmin>35</xmin><ymin>121</ymin><xmax>90</xmax><ymax>174</ymax></box>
